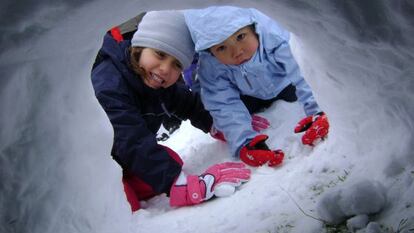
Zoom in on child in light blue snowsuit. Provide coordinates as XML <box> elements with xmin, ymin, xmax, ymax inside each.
<box><xmin>184</xmin><ymin>6</ymin><xmax>329</xmax><ymax>161</ymax></box>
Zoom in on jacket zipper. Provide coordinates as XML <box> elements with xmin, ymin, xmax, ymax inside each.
<box><xmin>240</xmin><ymin>65</ymin><xmax>252</xmax><ymax>89</ymax></box>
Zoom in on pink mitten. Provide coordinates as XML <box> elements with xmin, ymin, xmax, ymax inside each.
<box><xmin>170</xmin><ymin>162</ymin><xmax>251</xmax><ymax>207</ymax></box>
<box><xmin>210</xmin><ymin>115</ymin><xmax>270</xmax><ymax>142</ymax></box>
<box><xmin>251</xmin><ymin>115</ymin><xmax>270</xmax><ymax>132</ymax></box>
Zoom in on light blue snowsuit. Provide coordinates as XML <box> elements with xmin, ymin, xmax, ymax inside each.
<box><xmin>184</xmin><ymin>6</ymin><xmax>321</xmax><ymax>157</ymax></box>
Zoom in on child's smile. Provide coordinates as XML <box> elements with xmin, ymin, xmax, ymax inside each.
<box><xmin>139</xmin><ymin>48</ymin><xmax>182</xmax><ymax>89</ymax></box>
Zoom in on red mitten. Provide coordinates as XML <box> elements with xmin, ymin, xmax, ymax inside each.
<box><xmin>294</xmin><ymin>112</ymin><xmax>329</xmax><ymax>146</ymax></box>
<box><xmin>239</xmin><ymin>135</ymin><xmax>284</xmax><ymax>167</ymax></box>
<box><xmin>169</xmin><ymin>162</ymin><xmax>251</xmax><ymax>207</ymax></box>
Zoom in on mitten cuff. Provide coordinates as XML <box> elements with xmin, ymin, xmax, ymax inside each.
<box><xmin>187</xmin><ymin>175</ymin><xmax>204</xmax><ymax>204</ymax></box>
<box><xmin>169</xmin><ymin>175</ymin><xmax>204</xmax><ymax>207</ymax></box>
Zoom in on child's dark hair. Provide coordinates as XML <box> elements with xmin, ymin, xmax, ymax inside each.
<box><xmin>129</xmin><ymin>46</ymin><xmax>146</xmax><ymax>77</ymax></box>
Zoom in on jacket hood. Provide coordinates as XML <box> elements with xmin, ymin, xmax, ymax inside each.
<box><xmin>184</xmin><ymin>6</ymin><xmax>255</xmax><ymax>52</ymax></box>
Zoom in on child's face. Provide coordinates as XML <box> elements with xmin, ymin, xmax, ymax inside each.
<box><xmin>209</xmin><ymin>25</ymin><xmax>259</xmax><ymax>65</ymax></box>
<box><xmin>139</xmin><ymin>48</ymin><xmax>183</xmax><ymax>89</ymax></box>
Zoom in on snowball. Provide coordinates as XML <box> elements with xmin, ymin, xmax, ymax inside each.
<box><xmin>365</xmin><ymin>222</ymin><xmax>383</xmax><ymax>233</ymax></box>
<box><xmin>316</xmin><ymin>190</ymin><xmax>347</xmax><ymax>224</ymax></box>
<box><xmin>317</xmin><ymin>180</ymin><xmax>386</xmax><ymax>224</ymax></box>
<box><xmin>214</xmin><ymin>184</ymin><xmax>236</xmax><ymax>197</ymax></box>
<box><xmin>346</xmin><ymin>215</ymin><xmax>369</xmax><ymax>232</ymax></box>
<box><xmin>338</xmin><ymin>180</ymin><xmax>386</xmax><ymax>216</ymax></box>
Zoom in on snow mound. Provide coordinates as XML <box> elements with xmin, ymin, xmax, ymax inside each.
<box><xmin>317</xmin><ymin>179</ymin><xmax>386</xmax><ymax>224</ymax></box>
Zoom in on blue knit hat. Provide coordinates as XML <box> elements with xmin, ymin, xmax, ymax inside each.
<box><xmin>131</xmin><ymin>10</ymin><xmax>195</xmax><ymax>69</ymax></box>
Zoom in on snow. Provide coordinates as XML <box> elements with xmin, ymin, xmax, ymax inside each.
<box><xmin>0</xmin><ymin>0</ymin><xmax>413</xmax><ymax>233</ymax></box>
<box><xmin>347</xmin><ymin>215</ymin><xmax>370</xmax><ymax>232</ymax></box>
<box><xmin>316</xmin><ymin>180</ymin><xmax>386</xmax><ymax>224</ymax></box>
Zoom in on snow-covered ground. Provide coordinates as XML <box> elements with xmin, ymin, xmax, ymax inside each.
<box><xmin>1</xmin><ymin>1</ymin><xmax>413</xmax><ymax>233</ymax></box>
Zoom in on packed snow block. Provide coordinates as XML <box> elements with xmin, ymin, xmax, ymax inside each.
<box><xmin>316</xmin><ymin>180</ymin><xmax>386</xmax><ymax>224</ymax></box>
<box><xmin>316</xmin><ymin>190</ymin><xmax>346</xmax><ymax>224</ymax></box>
<box><xmin>365</xmin><ymin>222</ymin><xmax>384</xmax><ymax>233</ymax></box>
<box><xmin>338</xmin><ymin>180</ymin><xmax>386</xmax><ymax>216</ymax></box>
<box><xmin>346</xmin><ymin>215</ymin><xmax>369</xmax><ymax>232</ymax></box>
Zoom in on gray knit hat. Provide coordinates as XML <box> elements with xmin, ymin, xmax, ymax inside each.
<box><xmin>131</xmin><ymin>10</ymin><xmax>195</xmax><ymax>69</ymax></box>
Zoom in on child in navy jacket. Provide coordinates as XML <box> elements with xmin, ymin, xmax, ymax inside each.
<box><xmin>91</xmin><ymin>10</ymin><xmax>250</xmax><ymax>212</ymax></box>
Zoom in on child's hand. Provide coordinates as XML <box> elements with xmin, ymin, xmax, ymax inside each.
<box><xmin>294</xmin><ymin>112</ymin><xmax>330</xmax><ymax>146</ymax></box>
<box><xmin>169</xmin><ymin>162</ymin><xmax>251</xmax><ymax>207</ymax></box>
<box><xmin>239</xmin><ymin>134</ymin><xmax>284</xmax><ymax>167</ymax></box>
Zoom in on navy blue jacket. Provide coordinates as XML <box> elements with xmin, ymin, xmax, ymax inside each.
<box><xmin>91</xmin><ymin>32</ymin><xmax>213</xmax><ymax>194</ymax></box>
